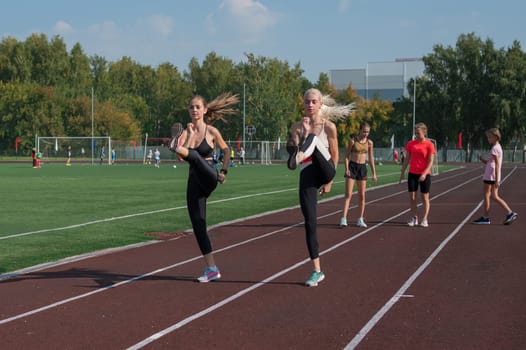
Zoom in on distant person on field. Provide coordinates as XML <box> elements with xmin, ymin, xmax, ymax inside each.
<box><xmin>473</xmin><ymin>128</ymin><xmax>518</xmax><ymax>225</ymax></box>
<box><xmin>154</xmin><ymin>147</ymin><xmax>161</xmax><ymax>167</ymax></box>
<box><xmin>66</xmin><ymin>145</ymin><xmax>72</xmax><ymax>166</ymax></box>
<box><xmin>340</xmin><ymin>122</ymin><xmax>377</xmax><ymax>229</ymax></box>
<box><xmin>399</xmin><ymin>122</ymin><xmax>436</xmax><ymax>228</ymax></box>
<box><xmin>230</xmin><ymin>148</ymin><xmax>235</xmax><ymax>167</ymax></box>
<box><xmin>393</xmin><ymin>148</ymin><xmax>399</xmax><ymax>164</ymax></box>
<box><xmin>111</xmin><ymin>148</ymin><xmax>116</xmax><ymax>164</ymax></box>
<box><xmin>239</xmin><ymin>147</ymin><xmax>245</xmax><ymax>165</ymax></box>
<box><xmin>81</xmin><ymin>147</ymin><xmax>86</xmax><ymax>158</ymax></box>
<box><xmin>99</xmin><ymin>146</ymin><xmax>105</xmax><ymax>165</ymax></box>
<box><xmin>36</xmin><ymin>150</ymin><xmax>42</xmax><ymax>168</ymax></box>
<box><xmin>218</xmin><ymin>149</ymin><xmax>225</xmax><ymax>165</ymax></box>
<box><xmin>32</xmin><ymin>148</ymin><xmax>37</xmax><ymax>168</ymax></box>
<box><xmin>168</xmin><ymin>93</ymin><xmax>238</xmax><ymax>283</ymax></box>
<box><xmin>146</xmin><ymin>149</ymin><xmax>153</xmax><ymax>164</ymax></box>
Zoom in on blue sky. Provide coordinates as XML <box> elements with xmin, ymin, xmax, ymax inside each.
<box><xmin>1</xmin><ymin>0</ymin><xmax>525</xmax><ymax>82</ymax></box>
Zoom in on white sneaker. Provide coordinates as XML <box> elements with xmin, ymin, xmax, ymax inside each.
<box><xmin>356</xmin><ymin>217</ymin><xmax>367</xmax><ymax>228</ymax></box>
<box><xmin>197</xmin><ymin>267</ymin><xmax>221</xmax><ymax>283</ymax></box>
<box><xmin>420</xmin><ymin>219</ymin><xmax>429</xmax><ymax>227</ymax></box>
<box><xmin>407</xmin><ymin>216</ymin><xmax>418</xmax><ymax>227</ymax></box>
<box><xmin>339</xmin><ymin>217</ymin><xmax>348</xmax><ymax>227</ymax></box>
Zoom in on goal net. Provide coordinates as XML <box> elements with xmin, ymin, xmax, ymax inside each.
<box><xmin>37</xmin><ymin>136</ymin><xmax>112</xmax><ymax>164</ymax></box>
<box><xmin>260</xmin><ymin>141</ymin><xmax>271</xmax><ymax>165</ymax></box>
<box><xmin>428</xmin><ymin>138</ymin><xmax>439</xmax><ymax>175</ymax></box>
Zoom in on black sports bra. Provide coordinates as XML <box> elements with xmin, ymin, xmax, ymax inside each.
<box><xmin>192</xmin><ymin>126</ymin><xmax>214</xmax><ymax>158</ymax></box>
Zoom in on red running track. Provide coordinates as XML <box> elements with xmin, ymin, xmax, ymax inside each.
<box><xmin>1</xmin><ymin>164</ymin><xmax>525</xmax><ymax>349</ymax></box>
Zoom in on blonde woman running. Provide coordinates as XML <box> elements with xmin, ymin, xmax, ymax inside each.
<box><xmin>340</xmin><ymin>122</ymin><xmax>377</xmax><ymax>228</ymax></box>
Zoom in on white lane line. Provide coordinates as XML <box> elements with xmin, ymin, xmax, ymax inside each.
<box><xmin>0</xmin><ymin>168</ymin><xmax>466</xmax><ymax>241</ymax></box>
<box><xmin>343</xmin><ymin>203</ymin><xmax>483</xmax><ymax>350</ymax></box>
<box><xmin>0</xmin><ymin>184</ymin><xmax>404</xmax><ymax>326</ymax></box>
<box><xmin>0</xmin><ymin>168</ymin><xmax>479</xmax><ymax>330</ymax></box>
<box><xmin>126</xmin><ymin>258</ymin><xmax>311</xmax><ymax>350</ymax></box>
<box><xmin>0</xmin><ymin>188</ymin><xmax>296</xmax><ymax>241</ymax></box>
<box><xmin>343</xmin><ymin>167</ymin><xmax>517</xmax><ymax>350</ymax></box>
<box><xmin>2</xmin><ymin>168</ymin><xmax>471</xmax><ymax>279</ymax></box>
<box><xmin>126</xmin><ymin>173</ymin><xmax>482</xmax><ymax>349</ymax></box>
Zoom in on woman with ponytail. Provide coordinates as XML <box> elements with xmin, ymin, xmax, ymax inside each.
<box><xmin>287</xmin><ymin>88</ymin><xmax>354</xmax><ymax>286</ymax></box>
<box><xmin>169</xmin><ymin>93</ymin><xmax>239</xmax><ymax>282</ymax></box>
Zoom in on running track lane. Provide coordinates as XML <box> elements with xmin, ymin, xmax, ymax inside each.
<box><xmin>0</xmin><ymin>164</ymin><xmax>524</xmax><ymax>349</ymax></box>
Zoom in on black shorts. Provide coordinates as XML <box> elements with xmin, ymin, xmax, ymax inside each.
<box><xmin>408</xmin><ymin>172</ymin><xmax>431</xmax><ymax>193</ymax></box>
<box><xmin>483</xmin><ymin>180</ymin><xmax>496</xmax><ymax>185</ymax></box>
<box><xmin>345</xmin><ymin>161</ymin><xmax>367</xmax><ymax>180</ymax></box>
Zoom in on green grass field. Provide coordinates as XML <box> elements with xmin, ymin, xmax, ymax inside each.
<box><xmin>0</xmin><ymin>161</ymin><xmax>457</xmax><ymax>274</ymax></box>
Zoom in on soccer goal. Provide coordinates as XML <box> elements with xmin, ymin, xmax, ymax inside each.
<box><xmin>428</xmin><ymin>138</ymin><xmax>439</xmax><ymax>175</ymax></box>
<box><xmin>37</xmin><ymin>136</ymin><xmax>112</xmax><ymax>164</ymax></box>
<box><xmin>260</xmin><ymin>141</ymin><xmax>272</xmax><ymax>165</ymax></box>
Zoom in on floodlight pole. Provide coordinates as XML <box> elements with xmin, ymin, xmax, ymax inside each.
<box><xmin>412</xmin><ymin>78</ymin><xmax>416</xmax><ymax>139</ymax></box>
<box><xmin>91</xmin><ymin>87</ymin><xmax>94</xmax><ymax>164</ymax></box>
<box><xmin>243</xmin><ymin>83</ymin><xmax>246</xmax><ymax>150</ymax></box>
<box><xmin>396</xmin><ymin>57</ymin><xmax>423</xmax><ymax>139</ymax></box>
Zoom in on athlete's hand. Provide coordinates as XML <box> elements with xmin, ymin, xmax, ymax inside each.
<box><xmin>319</xmin><ymin>182</ymin><xmax>332</xmax><ymax>195</ymax></box>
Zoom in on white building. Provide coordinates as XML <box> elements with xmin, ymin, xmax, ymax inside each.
<box><xmin>329</xmin><ymin>59</ymin><xmax>425</xmax><ymax>101</ymax></box>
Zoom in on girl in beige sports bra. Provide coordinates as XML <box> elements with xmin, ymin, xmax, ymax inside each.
<box><xmin>340</xmin><ymin>122</ymin><xmax>377</xmax><ymax>228</ymax></box>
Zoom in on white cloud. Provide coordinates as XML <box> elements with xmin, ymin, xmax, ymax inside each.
<box><xmin>221</xmin><ymin>0</ymin><xmax>278</xmax><ymax>35</ymax></box>
<box><xmin>53</xmin><ymin>20</ymin><xmax>74</xmax><ymax>35</ymax></box>
<box><xmin>147</xmin><ymin>15</ymin><xmax>174</xmax><ymax>36</ymax></box>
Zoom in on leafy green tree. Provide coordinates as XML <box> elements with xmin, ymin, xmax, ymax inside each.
<box><xmin>492</xmin><ymin>40</ymin><xmax>526</xmax><ymax>157</ymax></box>
<box><xmin>238</xmin><ymin>53</ymin><xmax>304</xmax><ymax>142</ymax></box>
<box><xmin>418</xmin><ymin>33</ymin><xmax>523</xmax><ymax>159</ymax></box>
<box><xmin>90</xmin><ymin>54</ymin><xmax>111</xmax><ymax>100</ymax></box>
<box><xmin>185</xmin><ymin>53</ymin><xmax>243</xmax><ymax>141</ymax></box>
<box><xmin>334</xmin><ymin>83</ymin><xmax>361</xmax><ymax>146</ymax></box>
<box><xmin>0</xmin><ymin>81</ymin><xmax>63</xmax><ymax>154</ymax></box>
<box><xmin>0</xmin><ymin>36</ymin><xmax>31</xmax><ymax>83</ymax></box>
<box><xmin>151</xmin><ymin>63</ymin><xmax>192</xmax><ymax>137</ymax></box>
<box><xmin>68</xmin><ymin>43</ymin><xmax>92</xmax><ymax>97</ymax></box>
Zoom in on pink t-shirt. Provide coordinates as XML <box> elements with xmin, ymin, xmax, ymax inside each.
<box><xmin>406</xmin><ymin>139</ymin><xmax>435</xmax><ymax>175</ymax></box>
<box><xmin>483</xmin><ymin>143</ymin><xmax>502</xmax><ymax>181</ymax></box>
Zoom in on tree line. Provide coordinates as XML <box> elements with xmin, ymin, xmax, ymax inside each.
<box><xmin>1</xmin><ymin>32</ymin><xmax>524</xmax><ymax>157</ymax></box>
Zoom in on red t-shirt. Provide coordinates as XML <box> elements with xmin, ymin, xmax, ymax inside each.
<box><xmin>406</xmin><ymin>139</ymin><xmax>435</xmax><ymax>175</ymax></box>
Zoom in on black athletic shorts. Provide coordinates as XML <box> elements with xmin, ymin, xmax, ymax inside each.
<box><xmin>345</xmin><ymin>161</ymin><xmax>367</xmax><ymax>180</ymax></box>
<box><xmin>408</xmin><ymin>172</ymin><xmax>431</xmax><ymax>193</ymax></box>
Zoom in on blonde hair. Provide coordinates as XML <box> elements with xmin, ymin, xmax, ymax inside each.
<box><xmin>486</xmin><ymin>128</ymin><xmax>501</xmax><ymax>141</ymax></box>
<box><xmin>415</xmin><ymin>122</ymin><xmax>428</xmax><ymax>133</ymax></box>
<box><xmin>190</xmin><ymin>93</ymin><xmax>240</xmax><ymax>124</ymax></box>
<box><xmin>304</xmin><ymin>88</ymin><xmax>356</xmax><ymax>121</ymax></box>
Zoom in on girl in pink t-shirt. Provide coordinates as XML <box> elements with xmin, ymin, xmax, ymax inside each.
<box><xmin>473</xmin><ymin>128</ymin><xmax>517</xmax><ymax>225</ymax></box>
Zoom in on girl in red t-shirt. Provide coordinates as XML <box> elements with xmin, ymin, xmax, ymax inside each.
<box><xmin>399</xmin><ymin>122</ymin><xmax>436</xmax><ymax>227</ymax></box>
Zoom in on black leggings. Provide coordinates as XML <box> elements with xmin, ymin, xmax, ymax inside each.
<box><xmin>185</xmin><ymin>149</ymin><xmax>218</xmax><ymax>255</ymax></box>
<box><xmin>299</xmin><ymin>142</ymin><xmax>336</xmax><ymax>260</ymax></box>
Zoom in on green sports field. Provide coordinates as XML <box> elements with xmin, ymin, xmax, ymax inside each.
<box><xmin>0</xmin><ymin>162</ymin><xmax>456</xmax><ymax>274</ymax></box>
